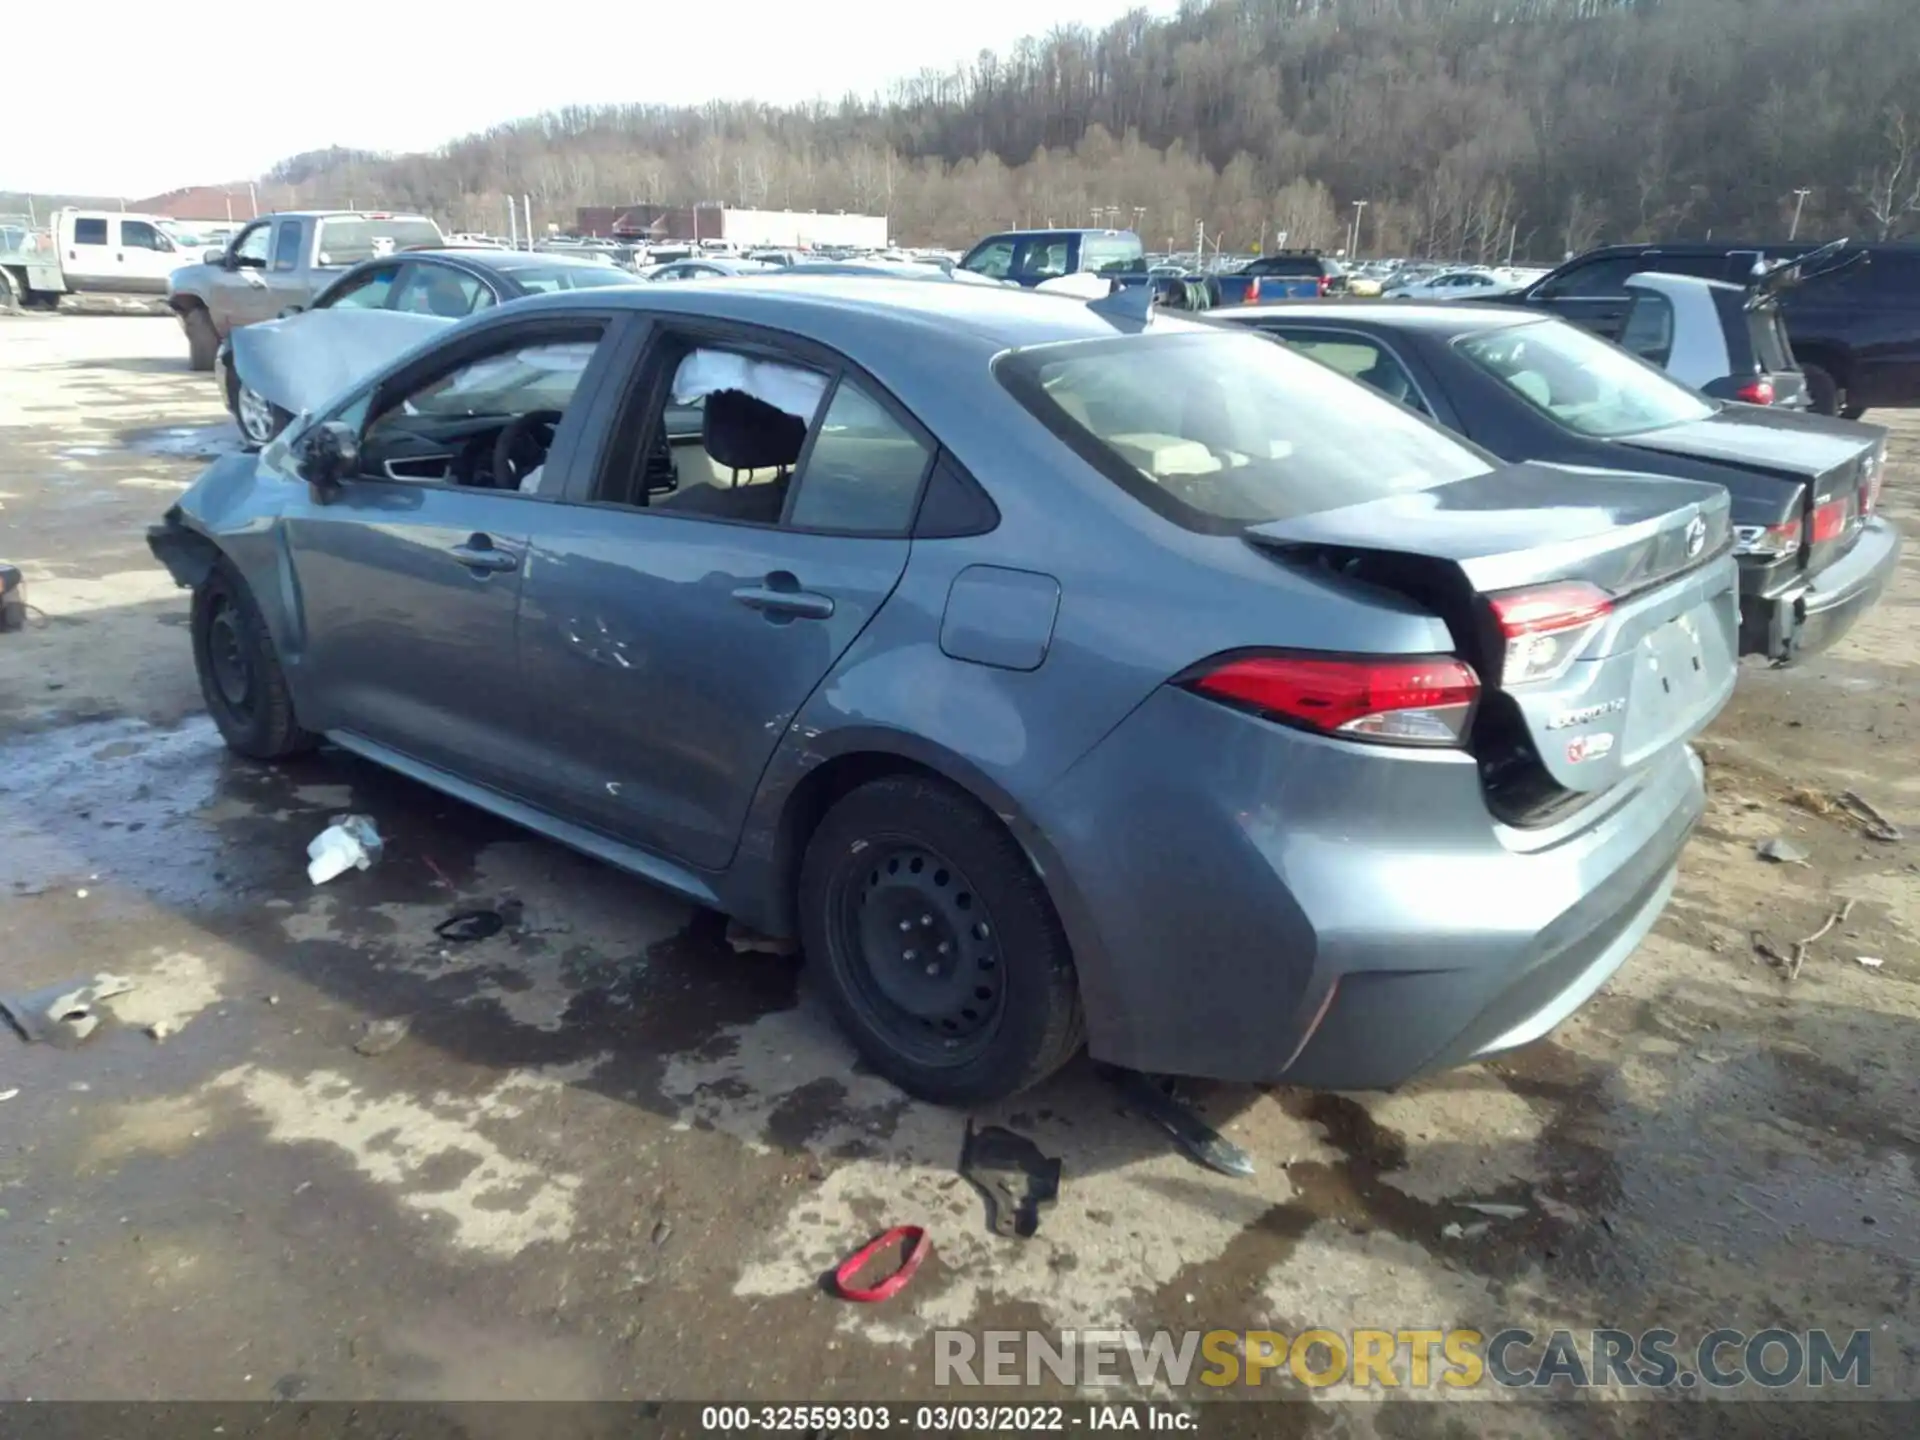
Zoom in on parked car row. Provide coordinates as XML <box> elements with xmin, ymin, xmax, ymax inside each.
<box><xmin>144</xmin><ymin>238</ymin><xmax>1899</xmax><ymax>1108</ymax></box>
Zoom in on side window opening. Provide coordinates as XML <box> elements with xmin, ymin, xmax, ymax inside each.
<box><xmin>597</xmin><ymin>343</ymin><xmax>827</xmax><ymax>523</ymax></box>
<box><xmin>355</xmin><ymin>327</ymin><xmax>607</xmax><ymax>492</ymax></box>
<box><xmin>1619</xmin><ymin>294</ymin><xmax>1676</xmax><ymax>367</ymax></box>
<box><xmin>1273</xmin><ymin>330</ymin><xmax>1431</xmax><ymax>415</ymax></box>
<box><xmin>272</xmin><ymin>221</ymin><xmax>304</xmax><ymax>273</ymax></box>
<box><xmin>232</xmin><ymin>224</ymin><xmax>271</xmax><ymax>267</ymax></box>
<box><xmin>594</xmin><ymin>339</ymin><xmax>931</xmax><ymax>535</ymax></box>
<box><xmin>391</xmin><ymin>265</ymin><xmax>487</xmax><ymax>317</ymax></box>
<box><xmin>72</xmin><ymin>217</ymin><xmax>109</xmax><ymax>246</ymax></box>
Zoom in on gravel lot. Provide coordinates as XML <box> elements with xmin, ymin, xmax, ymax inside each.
<box><xmin>1</xmin><ymin>313</ymin><xmax>1915</xmax><ymax>1430</ymax></box>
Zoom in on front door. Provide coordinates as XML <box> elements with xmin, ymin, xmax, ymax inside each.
<box><xmin>116</xmin><ymin>218</ymin><xmax>184</xmax><ymax>294</ymax></box>
<box><xmin>519</xmin><ymin>329</ymin><xmax>932</xmax><ymax>867</ymax></box>
<box><xmin>209</xmin><ymin>220</ymin><xmax>283</xmax><ymax>333</ymax></box>
<box><xmin>278</xmin><ymin>313</ymin><xmax>625</xmax><ymax>792</ymax></box>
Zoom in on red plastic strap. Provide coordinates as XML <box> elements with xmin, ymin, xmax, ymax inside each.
<box><xmin>834</xmin><ymin>1225</ymin><xmax>931</xmax><ymax>1303</ymax></box>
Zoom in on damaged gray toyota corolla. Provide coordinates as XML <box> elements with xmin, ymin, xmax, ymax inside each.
<box><xmin>149</xmin><ymin>278</ymin><xmax>1739</xmax><ymax>1103</ymax></box>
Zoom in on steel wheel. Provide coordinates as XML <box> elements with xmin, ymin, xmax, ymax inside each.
<box><xmin>205</xmin><ymin>593</ymin><xmax>254</xmax><ymax>715</ymax></box>
<box><xmin>830</xmin><ymin>841</ymin><xmax>1006</xmax><ymax>1068</ymax></box>
<box><xmin>236</xmin><ymin>385</ymin><xmax>280</xmax><ymax>445</ymax></box>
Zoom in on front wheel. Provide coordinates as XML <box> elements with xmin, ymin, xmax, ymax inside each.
<box><xmin>233</xmin><ymin>378</ymin><xmax>291</xmax><ymax>447</ymax></box>
<box><xmin>0</xmin><ymin>268</ymin><xmax>18</xmax><ymax>313</ymax></box>
<box><xmin>190</xmin><ymin>560</ymin><xmax>317</xmax><ymax>760</ymax></box>
<box><xmin>182</xmin><ymin>305</ymin><xmax>219</xmax><ymax>372</ymax></box>
<box><xmin>798</xmin><ymin>775</ymin><xmax>1084</xmax><ymax>1104</ymax></box>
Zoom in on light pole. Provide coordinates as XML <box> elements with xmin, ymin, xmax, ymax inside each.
<box><xmin>1349</xmin><ymin>200</ymin><xmax>1369</xmax><ymax>260</ymax></box>
<box><xmin>1789</xmin><ymin>188</ymin><xmax>1812</xmax><ymax>241</ymax></box>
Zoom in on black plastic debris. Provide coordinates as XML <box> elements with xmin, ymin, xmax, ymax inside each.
<box><xmin>1104</xmin><ymin>1067</ymin><xmax>1255</xmax><ymax>1178</ymax></box>
<box><xmin>959</xmin><ymin>1121</ymin><xmax>1062</xmax><ymax>1238</ymax></box>
<box><xmin>434</xmin><ymin>909</ymin><xmax>506</xmax><ymax>943</ymax></box>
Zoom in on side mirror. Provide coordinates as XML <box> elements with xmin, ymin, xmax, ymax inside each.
<box><xmin>277</xmin><ymin>304</ymin><xmax>305</xmax><ymax>319</ymax></box>
<box><xmin>204</xmin><ymin>248</ymin><xmax>228</xmax><ymax>265</ymax></box>
<box><xmin>294</xmin><ymin>421</ymin><xmax>359</xmax><ymax>501</ymax></box>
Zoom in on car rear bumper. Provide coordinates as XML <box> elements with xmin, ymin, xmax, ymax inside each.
<box><xmin>1738</xmin><ymin>516</ymin><xmax>1901</xmax><ymax>660</ymax></box>
<box><xmin>1034</xmin><ymin>687</ymin><xmax>1705</xmax><ymax>1089</ymax></box>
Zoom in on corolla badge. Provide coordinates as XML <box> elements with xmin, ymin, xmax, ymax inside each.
<box><xmin>1684</xmin><ymin>514</ymin><xmax>1708</xmax><ymax>558</ymax></box>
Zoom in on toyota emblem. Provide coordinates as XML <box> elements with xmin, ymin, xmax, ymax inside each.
<box><xmin>1684</xmin><ymin>515</ymin><xmax>1707</xmax><ymax>558</ymax></box>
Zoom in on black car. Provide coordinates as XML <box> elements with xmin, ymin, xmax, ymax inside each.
<box><xmin>1222</xmin><ymin>301</ymin><xmax>1901</xmax><ymax>663</ymax></box>
<box><xmin>216</xmin><ymin>249</ymin><xmax>640</xmax><ymax>444</ymax></box>
<box><xmin>1496</xmin><ymin>240</ymin><xmax>1920</xmax><ymax>418</ymax></box>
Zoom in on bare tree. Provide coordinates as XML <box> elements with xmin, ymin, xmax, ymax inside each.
<box><xmin>1856</xmin><ymin>104</ymin><xmax>1920</xmax><ymax>240</ymax></box>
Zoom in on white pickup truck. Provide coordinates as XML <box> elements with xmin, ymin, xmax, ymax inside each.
<box><xmin>0</xmin><ymin>209</ymin><xmax>199</xmax><ymax>310</ymax></box>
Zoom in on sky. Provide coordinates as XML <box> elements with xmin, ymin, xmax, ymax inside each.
<box><xmin>8</xmin><ymin>1</ymin><xmax>1169</xmax><ymax>200</ymax></box>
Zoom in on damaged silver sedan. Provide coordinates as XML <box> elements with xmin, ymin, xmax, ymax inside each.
<box><xmin>216</xmin><ymin>248</ymin><xmax>641</xmax><ymax>446</ymax></box>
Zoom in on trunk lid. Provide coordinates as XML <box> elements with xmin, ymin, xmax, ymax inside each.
<box><xmin>1613</xmin><ymin>405</ymin><xmax>1873</xmax><ymax>479</ymax></box>
<box><xmin>1245</xmin><ymin>462</ymin><xmax>1739</xmax><ymax>806</ymax></box>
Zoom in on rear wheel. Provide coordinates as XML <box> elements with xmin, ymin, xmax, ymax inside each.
<box><xmin>799</xmin><ymin>775</ymin><xmax>1084</xmax><ymax>1104</ymax></box>
<box><xmin>0</xmin><ymin>268</ymin><xmax>18</xmax><ymax>313</ymax></box>
<box><xmin>181</xmin><ymin>305</ymin><xmax>218</xmax><ymax>372</ymax></box>
<box><xmin>190</xmin><ymin>560</ymin><xmax>317</xmax><ymax>760</ymax></box>
<box><xmin>1802</xmin><ymin>362</ymin><xmax>1840</xmax><ymax>417</ymax></box>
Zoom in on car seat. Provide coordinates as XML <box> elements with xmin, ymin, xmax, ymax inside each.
<box><xmin>1358</xmin><ymin>357</ymin><xmax>1414</xmax><ymax>405</ymax></box>
<box><xmin>653</xmin><ymin>388</ymin><xmax>807</xmax><ymax>523</ymax></box>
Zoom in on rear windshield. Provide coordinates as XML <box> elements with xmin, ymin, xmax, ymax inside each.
<box><xmin>511</xmin><ymin>264</ymin><xmax>642</xmax><ymax>293</ymax></box>
<box><xmin>316</xmin><ymin>217</ymin><xmax>444</xmax><ymax>267</ymax></box>
<box><xmin>1083</xmin><ymin>233</ymin><xmax>1146</xmax><ymax>276</ymax></box>
<box><xmin>996</xmin><ymin>330</ymin><xmax>1491</xmax><ymax>534</ymax></box>
<box><xmin>1250</xmin><ymin>256</ymin><xmax>1325</xmax><ymax>277</ymax></box>
<box><xmin>1457</xmin><ymin>318</ymin><xmax>1715</xmax><ymax>438</ymax></box>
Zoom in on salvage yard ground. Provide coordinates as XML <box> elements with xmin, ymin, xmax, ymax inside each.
<box><xmin>0</xmin><ymin>314</ymin><xmax>1916</xmax><ymax>1430</ymax></box>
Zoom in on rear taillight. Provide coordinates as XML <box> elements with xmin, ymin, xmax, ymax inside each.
<box><xmin>1735</xmin><ymin>378</ymin><xmax>1776</xmax><ymax>405</ymax></box>
<box><xmin>1486</xmin><ymin>581</ymin><xmax>1614</xmax><ymax>687</ymax></box>
<box><xmin>1186</xmin><ymin>653</ymin><xmax>1479</xmax><ymax>747</ymax></box>
<box><xmin>1317</xmin><ymin>275</ymin><xmax>1332</xmax><ymax>296</ymax></box>
<box><xmin>1246</xmin><ymin>277</ymin><xmax>1261</xmax><ymax>302</ymax></box>
<box><xmin>1811</xmin><ymin>496</ymin><xmax>1849</xmax><ymax>543</ymax></box>
<box><xmin>1859</xmin><ymin>445</ymin><xmax>1885</xmax><ymax>518</ymax></box>
<box><xmin>1733</xmin><ymin>518</ymin><xmax>1803</xmax><ymax>557</ymax></box>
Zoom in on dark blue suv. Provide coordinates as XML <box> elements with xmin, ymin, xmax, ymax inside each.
<box><xmin>958</xmin><ymin>229</ymin><xmax>1146</xmax><ymax>288</ymax></box>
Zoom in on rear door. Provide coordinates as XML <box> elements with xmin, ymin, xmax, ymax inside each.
<box><xmin>63</xmin><ymin>215</ymin><xmax>116</xmax><ymax>291</ymax></box>
<box><xmin>278</xmin><ymin>312</ymin><xmax>625</xmax><ymax>791</ymax></box>
<box><xmin>518</xmin><ymin>319</ymin><xmax>930</xmax><ymax>867</ymax></box>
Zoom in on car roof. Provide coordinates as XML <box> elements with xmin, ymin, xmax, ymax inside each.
<box><xmin>1625</xmin><ymin>271</ymin><xmax>1744</xmax><ymax>296</ymax></box>
<box><xmin>501</xmin><ymin>274</ymin><xmax>1213</xmax><ymax>353</ymax></box>
<box><xmin>406</xmin><ymin>248</ymin><xmax>614</xmax><ymax>272</ymax></box>
<box><xmin>258</xmin><ymin>211</ymin><xmax>437</xmax><ymax>223</ymax></box>
<box><xmin>1226</xmin><ymin>299</ymin><xmax>1540</xmax><ymax>336</ymax></box>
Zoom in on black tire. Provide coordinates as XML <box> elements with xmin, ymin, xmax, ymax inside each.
<box><xmin>0</xmin><ymin>268</ymin><xmax>18</xmax><ymax>314</ymax></box>
<box><xmin>190</xmin><ymin>559</ymin><xmax>317</xmax><ymax>760</ymax></box>
<box><xmin>1802</xmin><ymin>362</ymin><xmax>1839</xmax><ymax>417</ymax></box>
<box><xmin>21</xmin><ymin>291</ymin><xmax>60</xmax><ymax>312</ymax></box>
<box><xmin>798</xmin><ymin>775</ymin><xmax>1084</xmax><ymax>1104</ymax></box>
<box><xmin>182</xmin><ymin>304</ymin><xmax>219</xmax><ymax>372</ymax></box>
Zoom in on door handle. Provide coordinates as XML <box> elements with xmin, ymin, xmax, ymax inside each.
<box><xmin>732</xmin><ymin>572</ymin><xmax>834</xmax><ymax>621</ymax></box>
<box><xmin>448</xmin><ymin>536</ymin><xmax>519</xmax><ymax>574</ymax></box>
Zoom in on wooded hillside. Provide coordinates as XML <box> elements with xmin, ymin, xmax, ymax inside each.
<box><xmin>255</xmin><ymin>0</ymin><xmax>1920</xmax><ymax>258</ymax></box>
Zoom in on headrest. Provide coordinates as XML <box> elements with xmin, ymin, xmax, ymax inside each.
<box><xmin>703</xmin><ymin>388</ymin><xmax>807</xmax><ymax>471</ymax></box>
